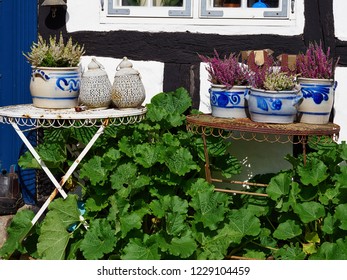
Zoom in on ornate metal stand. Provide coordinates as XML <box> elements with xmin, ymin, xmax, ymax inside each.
<box><xmin>0</xmin><ymin>104</ymin><xmax>146</xmax><ymax>225</ymax></box>
<box><xmin>186</xmin><ymin>114</ymin><xmax>340</xmax><ymax>197</ymax></box>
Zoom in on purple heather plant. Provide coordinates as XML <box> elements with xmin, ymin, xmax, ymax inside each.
<box><xmin>248</xmin><ymin>53</ymin><xmax>276</xmax><ymax>89</ymax></box>
<box><xmin>296</xmin><ymin>42</ymin><xmax>337</xmax><ymax>79</ymax></box>
<box><xmin>198</xmin><ymin>49</ymin><xmax>250</xmax><ymax>89</ymax></box>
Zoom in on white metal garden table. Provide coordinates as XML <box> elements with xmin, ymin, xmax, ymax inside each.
<box><xmin>0</xmin><ymin>104</ymin><xmax>146</xmax><ymax>225</ymax></box>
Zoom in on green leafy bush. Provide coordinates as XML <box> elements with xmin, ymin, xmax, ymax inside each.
<box><xmin>0</xmin><ymin>88</ymin><xmax>243</xmax><ymax>260</ymax></box>
<box><xmin>1</xmin><ymin>88</ymin><xmax>346</xmax><ymax>260</ymax></box>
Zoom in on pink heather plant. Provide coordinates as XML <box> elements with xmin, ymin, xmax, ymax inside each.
<box><xmin>296</xmin><ymin>42</ymin><xmax>337</xmax><ymax>79</ymax></box>
<box><xmin>198</xmin><ymin>49</ymin><xmax>250</xmax><ymax>89</ymax></box>
<box><xmin>248</xmin><ymin>52</ymin><xmax>276</xmax><ymax>89</ymax></box>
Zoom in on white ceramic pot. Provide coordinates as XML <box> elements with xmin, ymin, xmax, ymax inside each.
<box><xmin>111</xmin><ymin>57</ymin><xmax>146</xmax><ymax>108</ymax></box>
<box><xmin>297</xmin><ymin>78</ymin><xmax>337</xmax><ymax>124</ymax></box>
<box><xmin>246</xmin><ymin>88</ymin><xmax>302</xmax><ymax>123</ymax></box>
<box><xmin>30</xmin><ymin>66</ymin><xmax>81</xmax><ymax>109</ymax></box>
<box><xmin>210</xmin><ymin>85</ymin><xmax>249</xmax><ymax>119</ymax></box>
<box><xmin>79</xmin><ymin>58</ymin><xmax>112</xmax><ymax>109</ymax></box>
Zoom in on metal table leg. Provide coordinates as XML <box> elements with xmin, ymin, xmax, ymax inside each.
<box><xmin>11</xmin><ymin>120</ymin><xmax>107</xmax><ymax>226</ymax></box>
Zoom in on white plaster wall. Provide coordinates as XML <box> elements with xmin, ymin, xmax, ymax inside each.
<box><xmin>333</xmin><ymin>1</ymin><xmax>347</xmax><ymax>143</ymax></box>
<box><xmin>333</xmin><ymin>67</ymin><xmax>347</xmax><ymax>143</ymax></box>
<box><xmin>66</xmin><ymin>0</ymin><xmax>304</xmax><ymax>36</ymax></box>
<box><xmin>334</xmin><ymin>0</ymin><xmax>347</xmax><ymax>41</ymax></box>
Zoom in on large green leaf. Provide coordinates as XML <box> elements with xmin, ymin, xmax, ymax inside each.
<box><xmin>46</xmin><ymin>195</ymin><xmax>81</xmax><ymax>227</ymax></box>
<box><xmin>266</xmin><ymin>172</ymin><xmax>292</xmax><ymax>201</ymax></box>
<box><xmin>334</xmin><ymin>204</ymin><xmax>347</xmax><ymax>230</ymax></box>
<box><xmin>321</xmin><ymin>213</ymin><xmax>335</xmax><ymax>234</ymax></box>
<box><xmin>122</xmin><ymin>237</ymin><xmax>160</xmax><ymax>260</ymax></box>
<box><xmin>120</xmin><ymin>208</ymin><xmax>148</xmax><ymax>238</ymax></box>
<box><xmin>150</xmin><ymin>195</ymin><xmax>188</xmax><ymax>236</ymax></box>
<box><xmin>146</xmin><ymin>88</ymin><xmax>192</xmax><ymax>127</ymax></box>
<box><xmin>0</xmin><ymin>210</ymin><xmax>35</xmax><ymax>259</ymax></box>
<box><xmin>190</xmin><ymin>191</ymin><xmax>229</xmax><ymax>230</ymax></box>
<box><xmin>339</xmin><ymin>141</ymin><xmax>347</xmax><ymax>161</ymax></box>
<box><xmin>196</xmin><ymin>227</ymin><xmax>233</xmax><ymax>260</ymax></box>
<box><xmin>133</xmin><ymin>143</ymin><xmax>161</xmax><ymax>168</ymax></box>
<box><xmin>309</xmin><ymin>238</ymin><xmax>347</xmax><ymax>260</ymax></box>
<box><xmin>293</xmin><ymin>202</ymin><xmax>325</xmax><ymax>223</ymax></box>
<box><xmin>79</xmin><ymin>156</ymin><xmax>107</xmax><ymax>186</ymax></box>
<box><xmin>165</xmin><ymin>212</ymin><xmax>187</xmax><ymax>236</ymax></box>
<box><xmin>165</xmin><ymin>147</ymin><xmax>199</xmax><ymax>175</ymax></box>
<box><xmin>37</xmin><ymin>215</ymin><xmax>71</xmax><ymax>259</ymax></box>
<box><xmin>167</xmin><ymin>231</ymin><xmax>197</xmax><ymax>258</ymax></box>
<box><xmin>273</xmin><ymin>220</ymin><xmax>302</xmax><ymax>240</ymax></box>
<box><xmin>227</xmin><ymin>209</ymin><xmax>261</xmax><ymax>244</ymax></box>
<box><xmin>297</xmin><ymin>157</ymin><xmax>328</xmax><ymax>186</ymax></box>
<box><xmin>80</xmin><ymin>219</ymin><xmax>116</xmax><ymax>259</ymax></box>
<box><xmin>37</xmin><ymin>195</ymin><xmax>81</xmax><ymax>259</ymax></box>
<box><xmin>273</xmin><ymin>243</ymin><xmax>306</xmax><ymax>260</ymax></box>
<box><xmin>333</xmin><ymin>165</ymin><xmax>347</xmax><ymax>188</ymax></box>
<box><xmin>110</xmin><ymin>162</ymin><xmax>137</xmax><ymax>190</ymax></box>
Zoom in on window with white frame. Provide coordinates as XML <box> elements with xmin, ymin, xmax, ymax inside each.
<box><xmin>105</xmin><ymin>0</ymin><xmax>294</xmax><ymax>19</ymax></box>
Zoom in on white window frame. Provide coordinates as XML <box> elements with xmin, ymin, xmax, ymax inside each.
<box><xmin>105</xmin><ymin>0</ymin><xmax>293</xmax><ymax>19</ymax></box>
<box><xmin>99</xmin><ymin>0</ymin><xmax>300</xmax><ymax>34</ymax></box>
<box><xmin>200</xmin><ymin>0</ymin><xmax>292</xmax><ymax>19</ymax></box>
<box><xmin>106</xmin><ymin>0</ymin><xmax>192</xmax><ymax>18</ymax></box>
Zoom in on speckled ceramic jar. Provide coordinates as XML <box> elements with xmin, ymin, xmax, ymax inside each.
<box><xmin>79</xmin><ymin>58</ymin><xmax>112</xmax><ymax>109</ymax></box>
<box><xmin>111</xmin><ymin>57</ymin><xmax>146</xmax><ymax>108</ymax></box>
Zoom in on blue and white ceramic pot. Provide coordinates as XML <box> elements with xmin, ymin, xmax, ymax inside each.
<box><xmin>246</xmin><ymin>88</ymin><xmax>302</xmax><ymax>123</ymax></box>
<box><xmin>297</xmin><ymin>77</ymin><xmax>337</xmax><ymax>124</ymax></box>
<box><xmin>30</xmin><ymin>66</ymin><xmax>81</xmax><ymax>109</ymax></box>
<box><xmin>210</xmin><ymin>85</ymin><xmax>249</xmax><ymax>119</ymax></box>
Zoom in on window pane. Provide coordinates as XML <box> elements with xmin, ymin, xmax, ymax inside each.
<box><xmin>152</xmin><ymin>0</ymin><xmax>183</xmax><ymax>6</ymax></box>
<box><xmin>247</xmin><ymin>0</ymin><xmax>279</xmax><ymax>8</ymax></box>
<box><xmin>221</xmin><ymin>0</ymin><xmax>241</xmax><ymax>7</ymax></box>
<box><xmin>122</xmin><ymin>0</ymin><xmax>147</xmax><ymax>6</ymax></box>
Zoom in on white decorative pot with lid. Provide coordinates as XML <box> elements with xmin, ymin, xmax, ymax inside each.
<box><xmin>111</xmin><ymin>57</ymin><xmax>146</xmax><ymax>108</ymax></box>
<box><xmin>79</xmin><ymin>58</ymin><xmax>112</xmax><ymax>109</ymax></box>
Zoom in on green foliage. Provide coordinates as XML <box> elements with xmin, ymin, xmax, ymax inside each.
<box><xmin>2</xmin><ymin>87</ymin><xmax>346</xmax><ymax>260</ymax></box>
<box><xmin>1</xmin><ymin>88</ymin><xmax>242</xmax><ymax>260</ymax></box>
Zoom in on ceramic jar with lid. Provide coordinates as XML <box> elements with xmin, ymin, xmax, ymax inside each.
<box><xmin>111</xmin><ymin>57</ymin><xmax>146</xmax><ymax>108</ymax></box>
<box><xmin>79</xmin><ymin>58</ymin><xmax>112</xmax><ymax>109</ymax></box>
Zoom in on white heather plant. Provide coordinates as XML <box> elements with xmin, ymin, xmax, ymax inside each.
<box><xmin>263</xmin><ymin>72</ymin><xmax>296</xmax><ymax>91</ymax></box>
<box><xmin>23</xmin><ymin>33</ymin><xmax>85</xmax><ymax>67</ymax></box>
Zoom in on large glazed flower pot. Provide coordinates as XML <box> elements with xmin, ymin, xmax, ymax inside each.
<box><xmin>30</xmin><ymin>66</ymin><xmax>81</xmax><ymax>109</ymax></box>
<box><xmin>297</xmin><ymin>78</ymin><xmax>337</xmax><ymax>124</ymax></box>
<box><xmin>246</xmin><ymin>88</ymin><xmax>302</xmax><ymax>123</ymax></box>
<box><xmin>210</xmin><ymin>85</ymin><xmax>249</xmax><ymax>119</ymax></box>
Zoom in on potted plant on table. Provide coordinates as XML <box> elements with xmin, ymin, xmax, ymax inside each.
<box><xmin>23</xmin><ymin>33</ymin><xmax>85</xmax><ymax>109</ymax></box>
<box><xmin>247</xmin><ymin>55</ymin><xmax>301</xmax><ymax>123</ymax></box>
<box><xmin>199</xmin><ymin>49</ymin><xmax>251</xmax><ymax>119</ymax></box>
<box><xmin>295</xmin><ymin>42</ymin><xmax>339</xmax><ymax>124</ymax></box>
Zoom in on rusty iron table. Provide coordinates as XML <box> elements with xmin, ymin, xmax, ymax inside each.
<box><xmin>0</xmin><ymin>104</ymin><xmax>147</xmax><ymax>225</ymax></box>
<box><xmin>186</xmin><ymin>114</ymin><xmax>340</xmax><ymax>197</ymax></box>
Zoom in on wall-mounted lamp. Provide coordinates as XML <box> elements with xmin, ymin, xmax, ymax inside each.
<box><xmin>42</xmin><ymin>0</ymin><xmax>67</xmax><ymax>18</ymax></box>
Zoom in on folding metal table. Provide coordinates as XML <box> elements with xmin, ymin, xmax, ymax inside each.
<box><xmin>0</xmin><ymin>104</ymin><xmax>146</xmax><ymax>225</ymax></box>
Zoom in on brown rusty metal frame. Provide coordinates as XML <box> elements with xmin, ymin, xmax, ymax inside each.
<box><xmin>186</xmin><ymin>114</ymin><xmax>340</xmax><ymax>197</ymax></box>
